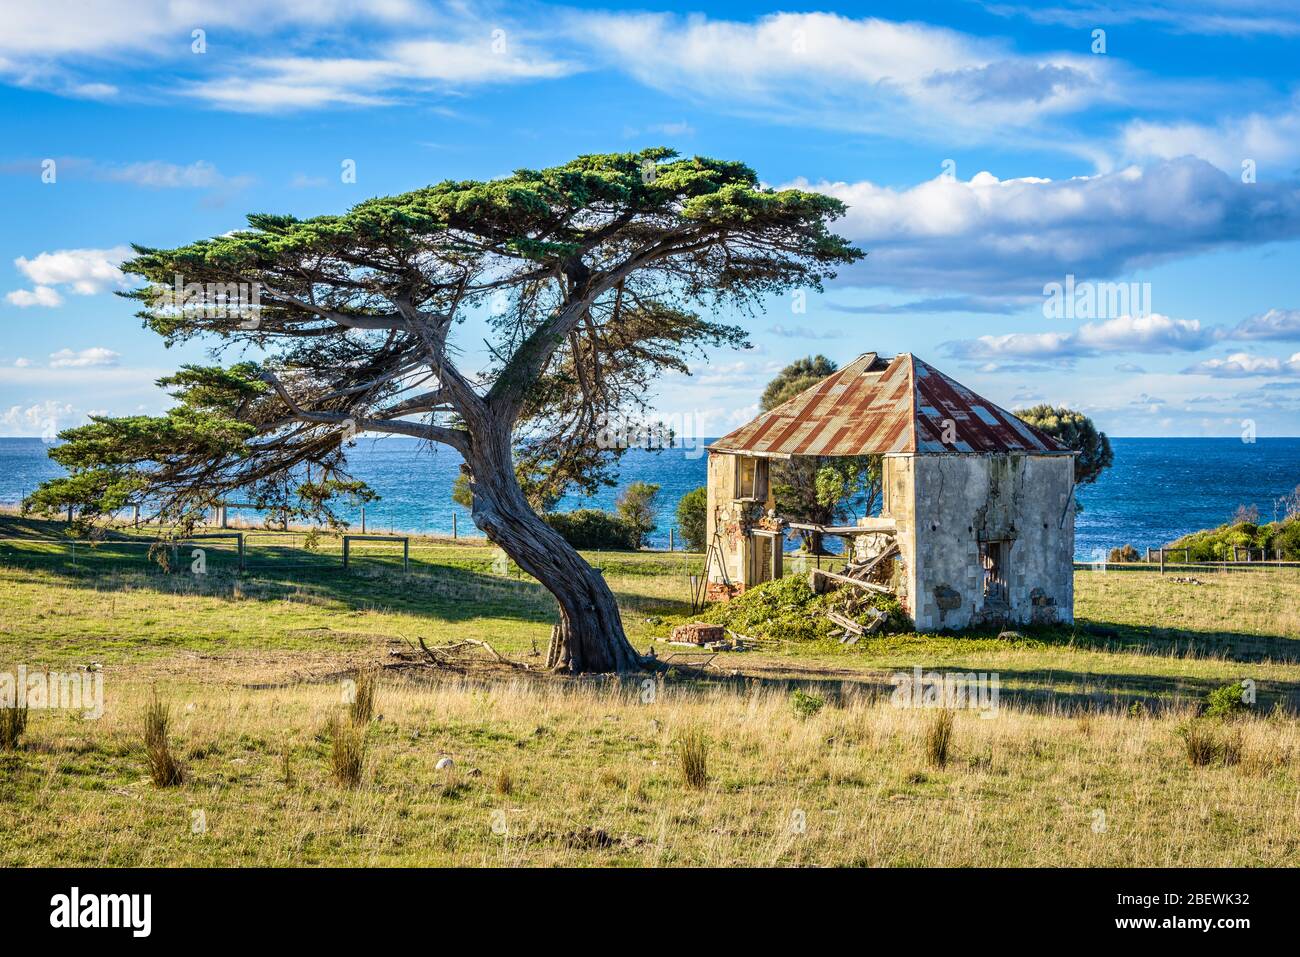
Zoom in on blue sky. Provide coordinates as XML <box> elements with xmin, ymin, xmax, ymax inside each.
<box><xmin>2</xmin><ymin>0</ymin><xmax>1300</xmax><ymax>439</ymax></box>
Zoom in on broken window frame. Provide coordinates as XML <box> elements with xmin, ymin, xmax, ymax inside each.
<box><xmin>979</xmin><ymin>539</ymin><xmax>1011</xmax><ymax>605</ymax></box>
<box><xmin>733</xmin><ymin>455</ymin><xmax>769</xmax><ymax>502</ymax></box>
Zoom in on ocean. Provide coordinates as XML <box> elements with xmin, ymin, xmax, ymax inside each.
<box><xmin>2</xmin><ymin>436</ymin><xmax>1297</xmax><ymax>560</ymax></box>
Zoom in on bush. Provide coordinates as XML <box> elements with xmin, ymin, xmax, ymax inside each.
<box><xmin>1204</xmin><ymin>682</ymin><xmax>1250</xmax><ymax>719</ymax></box>
<box><xmin>616</xmin><ymin>481</ymin><xmax>660</xmax><ymax>549</ymax></box>
<box><xmin>1167</xmin><ymin>515</ymin><xmax>1300</xmax><ymax>562</ymax></box>
<box><xmin>543</xmin><ymin>509</ymin><xmax>639</xmax><ymax>550</ymax></box>
<box><xmin>1108</xmin><ymin>544</ymin><xmax>1140</xmax><ymax>563</ymax></box>
<box><xmin>675</xmin><ymin>486</ymin><xmax>708</xmax><ymax>552</ymax></box>
<box><xmin>687</xmin><ymin>574</ymin><xmax>906</xmax><ymax>642</ymax></box>
<box><xmin>791</xmin><ymin>689</ymin><xmax>826</xmax><ymax>719</ymax></box>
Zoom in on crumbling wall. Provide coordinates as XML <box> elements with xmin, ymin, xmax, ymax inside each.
<box><xmin>908</xmin><ymin>453</ymin><xmax>1074</xmax><ymax>631</ymax></box>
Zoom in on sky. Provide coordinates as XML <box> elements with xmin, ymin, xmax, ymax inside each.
<box><xmin>2</xmin><ymin>0</ymin><xmax>1300</xmax><ymax>441</ymax></box>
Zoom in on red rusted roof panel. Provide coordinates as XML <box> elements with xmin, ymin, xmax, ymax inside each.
<box><xmin>708</xmin><ymin>353</ymin><xmax>1068</xmax><ymax>456</ymax></box>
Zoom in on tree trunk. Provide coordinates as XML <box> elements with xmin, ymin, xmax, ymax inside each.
<box><xmin>463</xmin><ymin>421</ymin><xmax>646</xmax><ymax>674</ymax></box>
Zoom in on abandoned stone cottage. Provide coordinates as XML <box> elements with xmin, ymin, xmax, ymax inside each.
<box><xmin>704</xmin><ymin>352</ymin><xmax>1077</xmax><ymax>631</ymax></box>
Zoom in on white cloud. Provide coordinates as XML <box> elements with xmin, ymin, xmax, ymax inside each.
<box><xmin>101</xmin><ymin>160</ymin><xmax>248</xmax><ymax>190</ymax></box>
<box><xmin>1122</xmin><ymin>98</ymin><xmax>1300</xmax><ymax>174</ymax></box>
<box><xmin>1232</xmin><ymin>308</ymin><xmax>1300</xmax><ymax>341</ymax></box>
<box><xmin>0</xmin><ymin>399</ymin><xmax>76</xmax><ymax>438</ymax></box>
<box><xmin>577</xmin><ymin>11</ymin><xmax>1112</xmax><ymax>138</ymax></box>
<box><xmin>6</xmin><ymin>285</ymin><xmax>63</xmax><ymax>308</ymax></box>
<box><xmin>945</xmin><ymin>314</ymin><xmax>1221</xmax><ymax>364</ymax></box>
<box><xmin>1184</xmin><ymin>352</ymin><xmax>1300</xmax><ymax>378</ymax></box>
<box><xmin>182</xmin><ymin>36</ymin><xmax>575</xmax><ymax>112</ymax></box>
<box><xmin>48</xmin><ymin>347</ymin><xmax>121</xmax><ymax>368</ymax></box>
<box><xmin>8</xmin><ymin>246</ymin><xmax>131</xmax><ymax>305</ymax></box>
<box><xmin>794</xmin><ymin>158</ymin><xmax>1300</xmax><ymax>295</ymax></box>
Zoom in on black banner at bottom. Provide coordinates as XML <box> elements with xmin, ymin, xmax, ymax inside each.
<box><xmin>0</xmin><ymin>867</ymin><xmax>1283</xmax><ymax>942</ymax></box>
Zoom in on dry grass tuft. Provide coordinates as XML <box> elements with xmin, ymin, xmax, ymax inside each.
<box><xmin>925</xmin><ymin>710</ymin><xmax>955</xmax><ymax>768</ymax></box>
<box><xmin>349</xmin><ymin>669</ymin><xmax>377</xmax><ymax>724</ymax></box>
<box><xmin>329</xmin><ymin>717</ymin><xmax>367</xmax><ymax>788</ymax></box>
<box><xmin>143</xmin><ymin>696</ymin><xmax>184</xmax><ymax>787</ymax></box>
<box><xmin>676</xmin><ymin>725</ymin><xmax>710</xmax><ymax>790</ymax></box>
<box><xmin>0</xmin><ymin>705</ymin><xmax>27</xmax><ymax>750</ymax></box>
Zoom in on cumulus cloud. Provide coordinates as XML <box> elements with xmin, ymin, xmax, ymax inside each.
<box><xmin>48</xmin><ymin>347</ymin><xmax>121</xmax><ymax>368</ymax></box>
<box><xmin>6</xmin><ymin>286</ymin><xmax>63</xmax><ymax>308</ymax></box>
<box><xmin>7</xmin><ymin>246</ymin><xmax>131</xmax><ymax>305</ymax></box>
<box><xmin>1231</xmin><ymin>308</ymin><xmax>1300</xmax><ymax>341</ymax></box>
<box><xmin>578</xmin><ymin>11</ymin><xmax>1112</xmax><ymax>138</ymax></box>
<box><xmin>0</xmin><ymin>399</ymin><xmax>76</xmax><ymax>438</ymax></box>
<box><xmin>944</xmin><ymin>313</ymin><xmax>1221</xmax><ymax>364</ymax></box>
<box><xmin>794</xmin><ymin>158</ymin><xmax>1300</xmax><ymax>295</ymax></box>
<box><xmin>1184</xmin><ymin>352</ymin><xmax>1300</xmax><ymax>378</ymax></box>
<box><xmin>1122</xmin><ymin>99</ymin><xmax>1300</xmax><ymax>174</ymax></box>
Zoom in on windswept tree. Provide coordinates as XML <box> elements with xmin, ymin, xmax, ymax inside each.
<box><xmin>1013</xmin><ymin>405</ymin><xmax>1113</xmax><ymax>486</ymax></box>
<box><xmin>27</xmin><ymin>149</ymin><xmax>859</xmax><ymax>673</ymax></box>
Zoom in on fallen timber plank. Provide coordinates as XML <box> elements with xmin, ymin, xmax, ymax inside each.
<box><xmin>809</xmin><ymin>567</ymin><xmax>893</xmax><ymax>595</ymax></box>
<box><xmin>844</xmin><ymin>542</ymin><xmax>900</xmax><ymax>580</ymax></box>
<box><xmin>786</xmin><ymin>521</ymin><xmax>897</xmax><ymax>536</ymax></box>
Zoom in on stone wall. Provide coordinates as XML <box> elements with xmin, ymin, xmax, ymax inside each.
<box><xmin>903</xmin><ymin>453</ymin><xmax>1075</xmax><ymax>631</ymax></box>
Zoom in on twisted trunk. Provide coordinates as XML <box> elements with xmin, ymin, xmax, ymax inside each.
<box><xmin>462</xmin><ymin>414</ymin><xmax>645</xmax><ymax>674</ymax></box>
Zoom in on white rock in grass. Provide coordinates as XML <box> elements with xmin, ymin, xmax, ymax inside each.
<box><xmin>436</xmin><ymin>757</ymin><xmax>455</xmax><ymax>770</ymax></box>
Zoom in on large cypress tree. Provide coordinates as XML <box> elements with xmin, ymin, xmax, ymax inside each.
<box><xmin>27</xmin><ymin>149</ymin><xmax>860</xmax><ymax>673</ymax></box>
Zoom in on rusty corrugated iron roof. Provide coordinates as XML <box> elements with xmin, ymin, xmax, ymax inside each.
<box><xmin>709</xmin><ymin>353</ymin><xmax>1070</xmax><ymax>457</ymax></box>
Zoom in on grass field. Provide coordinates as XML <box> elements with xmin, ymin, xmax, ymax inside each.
<box><xmin>2</xmin><ymin>516</ymin><xmax>1299</xmax><ymax>866</ymax></box>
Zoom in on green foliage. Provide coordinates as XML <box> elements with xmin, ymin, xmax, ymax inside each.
<box><xmin>543</xmin><ymin>509</ymin><xmax>640</xmax><ymax>551</ymax></box>
<box><xmin>38</xmin><ymin>148</ymin><xmax>861</xmax><ymax>560</ymax></box>
<box><xmin>790</xmin><ymin>689</ymin><xmax>826</xmax><ymax>719</ymax></box>
<box><xmin>760</xmin><ymin>355</ymin><xmax>838</xmax><ymax>411</ymax></box>
<box><xmin>675</xmin><ymin>486</ymin><xmax>709</xmax><ymax>552</ymax></box>
<box><xmin>689</xmin><ymin>574</ymin><xmax>904</xmax><ymax>642</ymax></box>
<box><xmin>1013</xmin><ymin>405</ymin><xmax>1114</xmax><ymax>486</ymax></box>
<box><xmin>1168</xmin><ymin>515</ymin><xmax>1300</xmax><ymax>561</ymax></box>
<box><xmin>615</xmin><ymin>481</ymin><xmax>660</xmax><ymax>549</ymax></box>
<box><xmin>1204</xmin><ymin>682</ymin><xmax>1250</xmax><ymax>719</ymax></box>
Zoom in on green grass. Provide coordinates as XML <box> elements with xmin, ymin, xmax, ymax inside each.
<box><xmin>2</xmin><ymin>514</ymin><xmax>1300</xmax><ymax>866</ymax></box>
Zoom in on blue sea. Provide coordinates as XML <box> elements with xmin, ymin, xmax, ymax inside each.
<box><xmin>2</xmin><ymin>436</ymin><xmax>1297</xmax><ymax>560</ymax></box>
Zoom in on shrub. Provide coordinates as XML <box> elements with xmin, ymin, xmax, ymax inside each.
<box><xmin>686</xmin><ymin>573</ymin><xmax>904</xmax><ymax>643</ymax></box>
<box><xmin>1204</xmin><ymin>682</ymin><xmax>1250</xmax><ymax>719</ymax></box>
<box><xmin>1108</xmin><ymin>544</ymin><xmax>1140</xmax><ymax>563</ymax></box>
<box><xmin>543</xmin><ymin>509</ymin><xmax>639</xmax><ymax>550</ymax></box>
<box><xmin>494</xmin><ymin>769</ymin><xmax>514</xmax><ymax>796</ymax></box>
<box><xmin>615</xmin><ymin>481</ymin><xmax>660</xmax><ymax>549</ymax></box>
<box><xmin>329</xmin><ymin>717</ymin><xmax>368</xmax><ymax>788</ymax></box>
<box><xmin>791</xmin><ymin>689</ymin><xmax>826</xmax><ymax>719</ymax></box>
<box><xmin>144</xmin><ymin>697</ymin><xmax>184</xmax><ymax>787</ymax></box>
<box><xmin>0</xmin><ymin>705</ymin><xmax>27</xmax><ymax>750</ymax></box>
<box><xmin>925</xmin><ymin>710</ymin><xmax>955</xmax><ymax>768</ymax></box>
<box><xmin>675</xmin><ymin>486</ymin><xmax>708</xmax><ymax>552</ymax></box>
<box><xmin>676</xmin><ymin>726</ymin><xmax>710</xmax><ymax>790</ymax></box>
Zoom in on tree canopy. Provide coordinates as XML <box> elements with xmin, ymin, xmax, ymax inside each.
<box><xmin>1014</xmin><ymin>405</ymin><xmax>1114</xmax><ymax>486</ymax></box>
